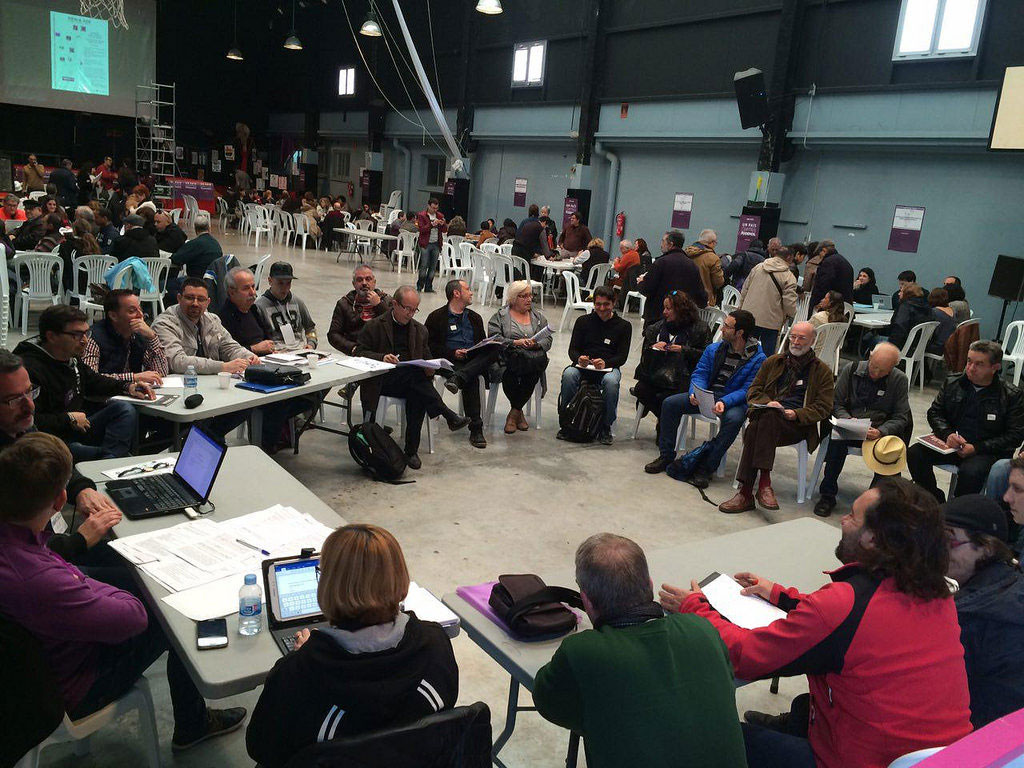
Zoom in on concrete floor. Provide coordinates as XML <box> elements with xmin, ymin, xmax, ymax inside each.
<box><xmin>27</xmin><ymin>228</ymin><xmax>950</xmax><ymax>767</ymax></box>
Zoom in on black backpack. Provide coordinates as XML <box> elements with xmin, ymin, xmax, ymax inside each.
<box><xmin>558</xmin><ymin>380</ymin><xmax>604</xmax><ymax>442</ymax></box>
<box><xmin>348</xmin><ymin>422</ymin><xmax>412</xmax><ymax>483</ymax></box>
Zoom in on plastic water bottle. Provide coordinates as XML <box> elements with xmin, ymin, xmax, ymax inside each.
<box><xmin>184</xmin><ymin>364</ymin><xmax>198</xmax><ymax>393</ymax></box>
<box><xmin>238</xmin><ymin>574</ymin><xmax>263</xmax><ymax>636</ymax></box>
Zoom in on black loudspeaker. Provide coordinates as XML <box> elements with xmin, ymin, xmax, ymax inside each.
<box><xmin>360</xmin><ymin>169</ymin><xmax>382</xmax><ymax>208</ymax></box>
<box><xmin>742</xmin><ymin>204</ymin><xmax>781</xmax><ymax>242</ymax></box>
<box><xmin>441</xmin><ymin>178</ymin><xmax>470</xmax><ymax>221</ymax></box>
<box><xmin>989</xmin><ymin>255</ymin><xmax>1024</xmax><ymax>301</ymax></box>
<box><xmin>564</xmin><ymin>187</ymin><xmax>593</xmax><ymax>228</ymax></box>
<box><xmin>734</xmin><ymin>68</ymin><xmax>769</xmax><ymax>129</ymax></box>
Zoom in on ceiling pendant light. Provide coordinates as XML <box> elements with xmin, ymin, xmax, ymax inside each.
<box><xmin>226</xmin><ymin>0</ymin><xmax>243</xmax><ymax>60</ymax></box>
<box><xmin>476</xmin><ymin>0</ymin><xmax>503</xmax><ymax>14</ymax></box>
<box><xmin>359</xmin><ymin>8</ymin><xmax>382</xmax><ymax>37</ymax></box>
<box><xmin>283</xmin><ymin>0</ymin><xmax>302</xmax><ymax>50</ymax></box>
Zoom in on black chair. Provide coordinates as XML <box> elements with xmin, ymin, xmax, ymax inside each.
<box><xmin>0</xmin><ymin>613</ymin><xmax>64</xmax><ymax>767</ymax></box>
<box><xmin>616</xmin><ymin>264</ymin><xmax>642</xmax><ymax>310</ymax></box>
<box><xmin>282</xmin><ymin>702</ymin><xmax>492</xmax><ymax>768</ymax></box>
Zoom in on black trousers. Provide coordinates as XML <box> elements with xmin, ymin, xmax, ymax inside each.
<box><xmin>450</xmin><ymin>346</ymin><xmax>502</xmax><ymax>428</ymax></box>
<box><xmin>503</xmin><ymin>369</ymin><xmax>542</xmax><ymax>410</ymax></box>
<box><xmin>377</xmin><ymin>367</ymin><xmax>452</xmax><ymax>454</ymax></box>
<box><xmin>906</xmin><ymin>443</ymin><xmax>999</xmax><ymax>502</ymax></box>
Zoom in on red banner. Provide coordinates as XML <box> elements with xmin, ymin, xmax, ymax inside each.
<box><xmin>166</xmin><ymin>177</ymin><xmax>216</xmax><ymax>213</ymax></box>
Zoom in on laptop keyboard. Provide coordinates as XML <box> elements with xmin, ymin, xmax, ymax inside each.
<box><xmin>281</xmin><ymin>633</ymin><xmax>300</xmax><ymax>653</ymax></box>
<box><xmin>280</xmin><ymin>591</ymin><xmax>319</xmax><ymax>619</ymax></box>
<box><xmin>138</xmin><ymin>474</ymin><xmax>192</xmax><ymax>510</ymax></box>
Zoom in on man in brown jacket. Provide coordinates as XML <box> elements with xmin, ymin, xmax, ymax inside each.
<box><xmin>327</xmin><ymin>265</ymin><xmax>392</xmax><ymax>355</ymax></box>
<box><xmin>684</xmin><ymin>229</ymin><xmax>725</xmax><ymax>306</ymax></box>
<box><xmin>719</xmin><ymin>321</ymin><xmax>835</xmax><ymax>513</ymax></box>
<box><xmin>354</xmin><ymin>286</ymin><xmax>470</xmax><ymax>468</ymax></box>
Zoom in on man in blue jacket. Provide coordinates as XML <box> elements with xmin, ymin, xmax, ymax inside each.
<box><xmin>645</xmin><ymin>309</ymin><xmax>765</xmax><ymax>486</ymax></box>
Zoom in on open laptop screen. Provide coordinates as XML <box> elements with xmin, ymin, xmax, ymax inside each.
<box><xmin>174</xmin><ymin>426</ymin><xmax>226</xmax><ymax>500</ymax></box>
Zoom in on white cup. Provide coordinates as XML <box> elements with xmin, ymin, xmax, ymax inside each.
<box><xmin>218</xmin><ymin>372</ymin><xmax>232</xmax><ymax>389</ymax></box>
<box><xmin>305</xmin><ymin>352</ymin><xmax>319</xmax><ymax>366</ymax></box>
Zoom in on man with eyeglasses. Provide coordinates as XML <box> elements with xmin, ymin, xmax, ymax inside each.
<box><xmin>355</xmin><ymin>286</ymin><xmax>471</xmax><ymax>469</ymax></box>
<box><xmin>15</xmin><ymin>305</ymin><xmax>154</xmax><ymax>462</ymax></box>
<box><xmin>719</xmin><ymin>320</ymin><xmax>834</xmax><ymax>514</ymax></box>
<box><xmin>0</xmin><ymin>349</ymin><xmax>123</xmax><ymax>564</ymax></box>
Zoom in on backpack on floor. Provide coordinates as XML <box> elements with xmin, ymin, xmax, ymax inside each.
<box><xmin>558</xmin><ymin>380</ymin><xmax>604</xmax><ymax>442</ymax></box>
<box><xmin>348</xmin><ymin>422</ymin><xmax>412</xmax><ymax>483</ymax></box>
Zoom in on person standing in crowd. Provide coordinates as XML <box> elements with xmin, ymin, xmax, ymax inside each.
<box><xmin>719</xmin><ymin>321</ymin><xmax>834</xmax><ymax>513</ymax></box>
<box><xmin>637</xmin><ymin>231</ymin><xmax>708</xmax><ymax>330</ymax></box>
<box><xmin>328</xmin><ymin>265</ymin><xmax>392</xmax><ymax>356</ymax></box>
<box><xmin>487</xmin><ymin>280</ymin><xmax>552</xmax><ymax>434</ymax></box>
<box><xmin>254</xmin><ymin>262</ymin><xmax>318</xmax><ymax>349</ymax></box>
<box><xmin>22</xmin><ymin>154</ymin><xmax>46</xmax><ymax>193</ymax></box>
<box><xmin>533</xmin><ymin>533</ymin><xmax>747</xmax><ymax>768</ymax></box>
<box><xmin>49</xmin><ymin>159</ymin><xmax>78</xmax><ymax>209</ymax></box>
<box><xmin>645</xmin><ymin>309</ymin><xmax>764</xmax><ymax>485</ymax></box>
<box><xmin>662</xmin><ymin>479</ymin><xmax>972</xmax><ymax>768</ymax></box>
<box><xmin>557</xmin><ymin>212</ymin><xmax>592</xmax><ymax>258</ymax></box>
<box><xmin>809</xmin><ymin>241</ymin><xmax>854</xmax><ymax>308</ymax></box>
<box><xmin>634</xmin><ymin>237</ymin><xmax>653</xmax><ymax>269</ymax></box>
<box><xmin>739</xmin><ymin>245</ymin><xmax>798</xmax><ymax>354</ymax></box>
<box><xmin>416</xmin><ymin>197</ymin><xmax>446</xmax><ymax>294</ymax></box>
<box><xmin>724</xmin><ymin>238</ymin><xmax>766</xmax><ymax>291</ymax></box>
<box><xmin>941</xmin><ymin>494</ymin><xmax>1024</xmax><ymax>728</ymax></box>
<box><xmin>907</xmin><ymin>340</ymin><xmax>1024</xmax><ymax>501</ymax></box>
<box><xmin>852</xmin><ymin>267</ymin><xmax>879</xmax><ymax>304</ymax></box>
<box><xmin>512</xmin><ymin>204</ymin><xmax>552</xmax><ymax>262</ymax></box>
<box><xmin>684</xmin><ymin>229</ymin><xmax>725</xmax><ymax>306</ymax></box>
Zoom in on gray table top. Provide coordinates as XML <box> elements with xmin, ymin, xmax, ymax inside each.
<box><xmin>80</xmin><ymin>446</ymin><xmax>348</xmax><ymax>699</ymax></box>
<box><xmin>132</xmin><ymin>360</ymin><xmax>379</xmax><ymax>423</ymax></box>
<box><xmin>443</xmin><ymin>517</ymin><xmax>840</xmax><ymax>693</ymax></box>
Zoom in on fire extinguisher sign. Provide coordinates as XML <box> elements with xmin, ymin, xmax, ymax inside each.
<box><xmin>672</xmin><ymin>192</ymin><xmax>693</xmax><ymax>229</ymax></box>
<box><xmin>615</xmin><ymin>212</ymin><xmax>626</xmax><ymax>238</ymax></box>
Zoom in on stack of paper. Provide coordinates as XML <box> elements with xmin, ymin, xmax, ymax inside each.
<box><xmin>403</xmin><ymin>582</ymin><xmax>459</xmax><ymax>631</ymax></box>
<box><xmin>831</xmin><ymin>416</ymin><xmax>872</xmax><ymax>441</ymax></box>
<box><xmin>336</xmin><ymin>356</ymin><xmax>395</xmax><ymax>373</ymax></box>
<box><xmin>700</xmin><ymin>573</ymin><xmax>787</xmax><ymax>630</ymax></box>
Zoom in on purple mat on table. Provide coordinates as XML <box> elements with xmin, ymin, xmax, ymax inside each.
<box><xmin>455</xmin><ymin>581</ymin><xmax>583</xmax><ymax>639</ymax></box>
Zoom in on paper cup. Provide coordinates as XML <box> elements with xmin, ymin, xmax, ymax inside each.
<box><xmin>218</xmin><ymin>372</ymin><xmax>232</xmax><ymax>389</ymax></box>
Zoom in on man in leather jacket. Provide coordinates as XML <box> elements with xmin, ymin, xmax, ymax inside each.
<box><xmin>908</xmin><ymin>340</ymin><xmax>1024</xmax><ymax>501</ymax></box>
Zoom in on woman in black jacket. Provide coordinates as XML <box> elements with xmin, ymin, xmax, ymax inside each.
<box><xmin>246</xmin><ymin>524</ymin><xmax>458</xmax><ymax>768</ymax></box>
<box><xmin>887</xmin><ymin>283</ymin><xmax>933</xmax><ymax>350</ymax></box>
<box><xmin>632</xmin><ymin>290</ymin><xmax>710</xmax><ymax>429</ymax></box>
<box><xmin>852</xmin><ymin>267</ymin><xmax>879</xmax><ymax>304</ymax></box>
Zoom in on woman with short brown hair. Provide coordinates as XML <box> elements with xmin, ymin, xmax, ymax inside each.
<box><xmin>246</xmin><ymin>524</ymin><xmax>459</xmax><ymax>767</ymax></box>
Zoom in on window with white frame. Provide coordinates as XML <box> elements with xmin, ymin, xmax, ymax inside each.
<box><xmin>425</xmin><ymin>156</ymin><xmax>446</xmax><ymax>188</ymax></box>
<box><xmin>512</xmin><ymin>41</ymin><xmax>546</xmax><ymax>87</ymax></box>
<box><xmin>893</xmin><ymin>0</ymin><xmax>987</xmax><ymax>60</ymax></box>
<box><xmin>331</xmin><ymin>148</ymin><xmax>351</xmax><ymax>181</ymax></box>
<box><xmin>338</xmin><ymin>67</ymin><xmax>356</xmax><ymax>96</ymax></box>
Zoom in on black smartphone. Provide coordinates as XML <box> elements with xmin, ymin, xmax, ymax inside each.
<box><xmin>197</xmin><ymin>618</ymin><xmax>229</xmax><ymax>650</ymax></box>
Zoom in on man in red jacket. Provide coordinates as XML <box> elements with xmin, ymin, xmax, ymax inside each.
<box><xmin>660</xmin><ymin>478</ymin><xmax>972</xmax><ymax>768</ymax></box>
<box><xmin>415</xmin><ymin>196</ymin><xmax>446</xmax><ymax>294</ymax></box>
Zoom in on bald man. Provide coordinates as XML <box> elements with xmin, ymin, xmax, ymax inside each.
<box><xmin>719</xmin><ymin>321</ymin><xmax>835</xmax><ymax>514</ymax></box>
<box><xmin>813</xmin><ymin>343</ymin><xmax>912</xmax><ymax>517</ymax></box>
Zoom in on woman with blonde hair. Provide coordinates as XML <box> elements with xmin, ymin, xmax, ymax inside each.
<box><xmin>247</xmin><ymin>523</ymin><xmax>458</xmax><ymax>767</ymax></box>
<box><xmin>487</xmin><ymin>280</ymin><xmax>552</xmax><ymax>433</ymax></box>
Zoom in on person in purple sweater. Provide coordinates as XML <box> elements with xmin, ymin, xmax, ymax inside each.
<box><xmin>0</xmin><ymin>433</ymin><xmax>246</xmax><ymax>751</ymax></box>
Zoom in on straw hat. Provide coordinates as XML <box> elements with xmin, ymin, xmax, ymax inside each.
<box><xmin>861</xmin><ymin>435</ymin><xmax>907</xmax><ymax>475</ymax></box>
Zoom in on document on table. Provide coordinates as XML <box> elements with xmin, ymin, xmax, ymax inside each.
<box><xmin>403</xmin><ymin>582</ymin><xmax>459</xmax><ymax>631</ymax></box>
<box><xmin>264</xmin><ymin>352</ymin><xmax>307</xmax><ymax>365</ymax></box>
<box><xmin>156</xmin><ymin>376</ymin><xmax>185</xmax><ymax>390</ymax></box>
<box><xmin>699</xmin><ymin>572</ymin><xmax>787</xmax><ymax>630</ymax></box>
<box><xmin>110</xmin><ymin>394</ymin><xmax>180</xmax><ymax>407</ymax></box>
<box><xmin>101</xmin><ymin>457</ymin><xmax>177</xmax><ymax>480</ymax></box>
<box><xmin>396</xmin><ymin>358</ymin><xmax>454</xmax><ymax>371</ymax></box>
<box><xmin>336</xmin><ymin>356</ymin><xmax>395</xmax><ymax>373</ymax></box>
<box><xmin>831</xmin><ymin>416</ymin><xmax>872</xmax><ymax>441</ymax></box>
<box><xmin>693</xmin><ymin>385</ymin><xmax>717</xmax><ymax>420</ymax></box>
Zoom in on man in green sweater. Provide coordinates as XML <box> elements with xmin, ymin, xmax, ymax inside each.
<box><xmin>532</xmin><ymin>533</ymin><xmax>747</xmax><ymax>768</ymax></box>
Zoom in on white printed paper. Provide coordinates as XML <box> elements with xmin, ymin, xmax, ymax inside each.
<box><xmin>693</xmin><ymin>386</ymin><xmax>717</xmax><ymax>420</ymax></box>
<box><xmin>336</xmin><ymin>356</ymin><xmax>395</xmax><ymax>373</ymax></box>
<box><xmin>396</xmin><ymin>358</ymin><xmax>454</xmax><ymax>371</ymax></box>
<box><xmin>831</xmin><ymin>416</ymin><xmax>871</xmax><ymax>441</ymax></box>
<box><xmin>701</xmin><ymin>573</ymin><xmax>787</xmax><ymax>630</ymax></box>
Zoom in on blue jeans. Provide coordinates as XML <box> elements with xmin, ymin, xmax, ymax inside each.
<box><xmin>741</xmin><ymin>723</ymin><xmax>817</xmax><ymax>768</ymax></box>
<box><xmin>560</xmin><ymin>366</ymin><xmax>621</xmax><ymax>432</ymax></box>
<box><xmin>984</xmin><ymin>458</ymin><xmax>1012</xmax><ymax>502</ymax></box>
<box><xmin>417</xmin><ymin>243</ymin><xmax>440</xmax><ymax>291</ymax></box>
<box><xmin>70</xmin><ymin>399</ymin><xmax>138</xmax><ymax>461</ymax></box>
<box><xmin>659</xmin><ymin>394</ymin><xmax>746</xmax><ymax>472</ymax></box>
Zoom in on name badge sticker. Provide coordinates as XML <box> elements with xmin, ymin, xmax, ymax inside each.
<box><xmin>987</xmin><ymin>413</ymin><xmax>997</xmax><ymax>421</ymax></box>
<box><xmin>449</xmin><ymin>324</ymin><xmax>458</xmax><ymax>331</ymax></box>
<box><xmin>796</xmin><ymin>380</ymin><xmax>804</xmax><ymax>386</ymax></box>
<box><xmin>877</xmin><ymin>390</ymin><xmax>885</xmax><ymax>396</ymax></box>
<box><xmin>604</xmin><ymin>338</ymin><xmax>611</xmax><ymax>345</ymax></box>
<box><xmin>50</xmin><ymin>510</ymin><xmax>68</xmax><ymax>535</ymax></box>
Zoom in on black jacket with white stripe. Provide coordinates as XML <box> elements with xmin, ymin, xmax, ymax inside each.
<box><xmin>246</xmin><ymin>612</ymin><xmax>458</xmax><ymax>768</ymax></box>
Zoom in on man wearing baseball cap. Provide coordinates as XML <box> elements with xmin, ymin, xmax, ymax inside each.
<box><xmin>943</xmin><ymin>494</ymin><xmax>1024</xmax><ymax>728</ymax></box>
<box><xmin>255</xmin><ymin>261</ymin><xmax>318</xmax><ymax>350</ymax></box>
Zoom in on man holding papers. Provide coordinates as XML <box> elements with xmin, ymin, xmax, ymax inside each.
<box><xmin>660</xmin><ymin>479</ymin><xmax>973</xmax><ymax>768</ymax></box>
<box><xmin>645</xmin><ymin>309</ymin><xmax>764</xmax><ymax>485</ymax></box>
<box><xmin>907</xmin><ymin>340</ymin><xmax>1024</xmax><ymax>502</ymax></box>
<box><xmin>355</xmin><ymin>286</ymin><xmax>471</xmax><ymax>469</ymax></box>
<box><xmin>813</xmin><ymin>343</ymin><xmax>911</xmax><ymax>517</ymax></box>
<box><xmin>425</xmin><ymin>279</ymin><xmax>502</xmax><ymax>449</ymax></box>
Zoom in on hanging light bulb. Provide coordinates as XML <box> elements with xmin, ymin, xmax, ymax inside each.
<box><xmin>283</xmin><ymin>0</ymin><xmax>302</xmax><ymax>49</ymax></box>
<box><xmin>476</xmin><ymin>0</ymin><xmax>503</xmax><ymax>14</ymax></box>
<box><xmin>359</xmin><ymin>8</ymin><xmax>382</xmax><ymax>36</ymax></box>
<box><xmin>226</xmin><ymin>0</ymin><xmax>243</xmax><ymax>60</ymax></box>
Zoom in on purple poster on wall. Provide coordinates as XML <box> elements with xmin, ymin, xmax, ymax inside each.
<box><xmin>563</xmin><ymin>196</ymin><xmax>579</xmax><ymax>230</ymax></box>
<box><xmin>360</xmin><ymin>170</ymin><xmax>370</xmax><ymax>202</ymax></box>
<box><xmin>444</xmin><ymin>179</ymin><xmax>456</xmax><ymax>197</ymax></box>
<box><xmin>887</xmin><ymin>205</ymin><xmax>925</xmax><ymax>253</ymax></box>
<box><xmin>671</xmin><ymin>192</ymin><xmax>693</xmax><ymax>229</ymax></box>
<box><xmin>735</xmin><ymin>214</ymin><xmax>761</xmax><ymax>253</ymax></box>
<box><xmin>513</xmin><ymin>177</ymin><xmax>528</xmax><ymax>207</ymax></box>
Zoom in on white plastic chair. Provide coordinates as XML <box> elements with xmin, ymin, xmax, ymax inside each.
<box><xmin>721</xmin><ymin>285</ymin><xmax>741</xmax><ymax>311</ymax></box>
<box><xmin>732</xmin><ymin>437</ymin><xmax>813</xmax><ymax>503</ymax></box>
<box><xmin>1002</xmin><ymin>320</ymin><xmax>1024</xmax><ymax>386</ymax></box>
<box><xmin>216</xmin><ymin>196</ymin><xmax>233</xmax><ymax>233</ymax></box>
<box><xmin>447</xmin><ymin>235</ymin><xmax>466</xmax><ymax>251</ymax></box>
<box><xmin>252</xmin><ymin>253</ymin><xmax>273</xmax><ymax>290</ymax></box>
<box><xmin>394</xmin><ymin>231</ymin><xmax>420</xmax><ymax>276</ymax></box>
<box><xmin>813</xmin><ymin>321</ymin><xmax>849</xmax><ymax>374</ymax></box>
<box><xmin>886</xmin><ymin>748</ymin><xmax>944</xmax><ymax>768</ymax></box>
<box><xmin>291</xmin><ymin>213</ymin><xmax>318</xmax><ymax>254</ymax></box>
<box><xmin>140</xmin><ymin>256</ymin><xmax>173</xmax><ymax>316</ymax></box>
<box><xmin>370</xmin><ymin>397</ymin><xmax>433</xmax><ymax>454</ymax></box>
<box><xmin>70</xmin><ymin>255</ymin><xmax>115</xmax><ymax>318</ymax></box>
<box><xmin>0</xmin><ymin>248</ymin><xmax>9</xmax><ymax>348</ymax></box>
<box><xmin>276</xmin><ymin>210</ymin><xmax>297</xmax><ymax>245</ymax></box>
<box><xmin>581</xmin><ymin>263</ymin><xmax>611</xmax><ymax>300</ymax></box>
<box><xmin>481</xmin><ymin>241</ymin><xmax>501</xmax><ymax>255</ymax></box>
<box><xmin>699</xmin><ymin>306</ymin><xmax>725</xmax><ymax>331</ymax></box>
<box><xmin>559</xmin><ymin>271</ymin><xmax>594</xmax><ymax>333</ymax></box>
<box><xmin>795</xmin><ymin>293</ymin><xmax>812</xmax><ymax>322</ymax></box>
<box><xmin>470</xmin><ymin>249</ymin><xmax>495</xmax><ymax>302</ymax></box>
<box><xmin>15</xmin><ymin>678</ymin><xmax>159</xmax><ymax>768</ymax></box>
<box><xmin>499</xmin><ymin>243</ymin><xmax>513</xmax><ymax>257</ymax></box>
<box><xmin>936</xmin><ymin>463</ymin><xmax>959</xmax><ymax>497</ymax></box>
<box><xmin>896</xmin><ymin>321</ymin><xmax>940</xmax><ymax>391</ymax></box>
<box><xmin>12</xmin><ymin>253</ymin><xmax>63</xmax><ymax>335</ymax></box>
<box><xmin>353</xmin><ymin>219</ymin><xmax>374</xmax><ymax>262</ymax></box>
<box><xmin>809</xmin><ymin>431</ymin><xmax>863</xmax><ymax>496</ymax></box>
<box><xmin>509</xmin><ymin>255</ymin><xmax>545</xmax><ymax>308</ymax></box>
<box><xmin>490</xmin><ymin>255</ymin><xmax>516</xmax><ymax>306</ymax></box>
<box><xmin>485</xmin><ymin>378</ymin><xmax>544</xmax><ymax>430</ymax></box>
<box><xmin>245</xmin><ymin>209</ymin><xmax>272</xmax><ymax>251</ymax></box>
<box><xmin>448</xmin><ymin>243</ymin><xmax>474</xmax><ymax>285</ymax></box>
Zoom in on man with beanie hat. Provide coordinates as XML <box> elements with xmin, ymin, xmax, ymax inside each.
<box><xmin>943</xmin><ymin>494</ymin><xmax>1024</xmax><ymax>728</ymax></box>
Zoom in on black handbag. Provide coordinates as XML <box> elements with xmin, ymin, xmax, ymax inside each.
<box><xmin>243</xmin><ymin>363</ymin><xmax>311</xmax><ymax>387</ymax></box>
<box><xmin>489</xmin><ymin>574</ymin><xmax>583</xmax><ymax>640</ymax></box>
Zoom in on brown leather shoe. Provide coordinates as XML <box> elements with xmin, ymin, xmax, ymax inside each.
<box><xmin>504</xmin><ymin>411</ymin><xmax>519</xmax><ymax>434</ymax></box>
<box><xmin>719</xmin><ymin>491</ymin><xmax>755</xmax><ymax>514</ymax></box>
<box><xmin>756</xmin><ymin>485</ymin><xmax>780</xmax><ymax>511</ymax></box>
<box><xmin>516</xmin><ymin>410</ymin><xmax>529</xmax><ymax>431</ymax></box>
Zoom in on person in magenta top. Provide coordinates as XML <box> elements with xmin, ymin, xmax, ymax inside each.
<box><xmin>0</xmin><ymin>432</ymin><xmax>246</xmax><ymax>751</ymax></box>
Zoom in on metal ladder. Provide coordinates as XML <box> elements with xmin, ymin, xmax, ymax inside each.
<box><xmin>135</xmin><ymin>82</ymin><xmax>179</xmax><ymax>206</ymax></box>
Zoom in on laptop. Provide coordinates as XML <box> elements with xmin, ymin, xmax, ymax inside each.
<box><xmin>263</xmin><ymin>554</ymin><xmax>327</xmax><ymax>655</ymax></box>
<box><xmin>872</xmin><ymin>293</ymin><xmax>893</xmax><ymax>310</ymax></box>
<box><xmin>105</xmin><ymin>425</ymin><xmax>226</xmax><ymax>520</ymax></box>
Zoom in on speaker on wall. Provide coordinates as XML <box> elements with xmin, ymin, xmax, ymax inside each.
<box><xmin>734</xmin><ymin>68</ymin><xmax>769</xmax><ymax>129</ymax></box>
<box><xmin>989</xmin><ymin>255</ymin><xmax>1024</xmax><ymax>302</ymax></box>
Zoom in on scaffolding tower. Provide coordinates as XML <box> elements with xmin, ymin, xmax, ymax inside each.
<box><xmin>135</xmin><ymin>82</ymin><xmax>178</xmax><ymax>204</ymax></box>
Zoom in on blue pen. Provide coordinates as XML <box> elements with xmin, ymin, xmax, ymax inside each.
<box><xmin>236</xmin><ymin>538</ymin><xmax>270</xmax><ymax>556</ymax></box>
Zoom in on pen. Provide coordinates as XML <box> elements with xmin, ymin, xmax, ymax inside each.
<box><xmin>236</xmin><ymin>538</ymin><xmax>270</xmax><ymax>556</ymax></box>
